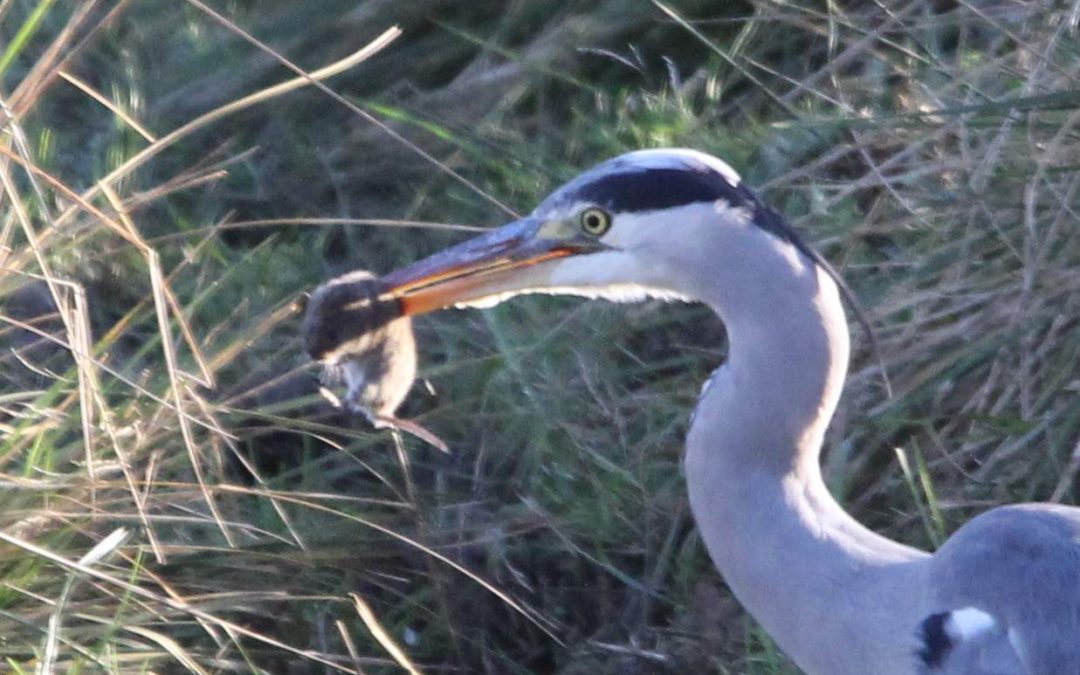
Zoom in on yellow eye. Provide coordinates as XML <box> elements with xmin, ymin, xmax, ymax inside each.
<box><xmin>579</xmin><ymin>207</ymin><xmax>612</xmax><ymax>236</ymax></box>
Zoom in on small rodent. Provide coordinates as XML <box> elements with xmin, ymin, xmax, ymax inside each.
<box><xmin>302</xmin><ymin>270</ymin><xmax>447</xmax><ymax>452</ymax></box>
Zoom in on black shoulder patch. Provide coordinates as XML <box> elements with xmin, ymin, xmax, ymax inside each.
<box><xmin>917</xmin><ymin>612</ymin><xmax>953</xmax><ymax>670</ymax></box>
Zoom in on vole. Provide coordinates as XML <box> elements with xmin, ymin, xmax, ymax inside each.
<box><xmin>301</xmin><ymin>270</ymin><xmax>447</xmax><ymax>452</ymax></box>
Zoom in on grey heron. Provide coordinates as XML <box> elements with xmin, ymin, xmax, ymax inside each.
<box><xmin>362</xmin><ymin>149</ymin><xmax>1080</xmax><ymax>674</ymax></box>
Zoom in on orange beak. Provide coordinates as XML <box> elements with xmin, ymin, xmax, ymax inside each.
<box><xmin>378</xmin><ymin>217</ymin><xmax>604</xmax><ymax>317</ymax></box>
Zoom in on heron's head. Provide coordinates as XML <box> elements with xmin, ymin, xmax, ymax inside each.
<box><xmin>380</xmin><ymin>148</ymin><xmax>822</xmax><ymax>319</ymax></box>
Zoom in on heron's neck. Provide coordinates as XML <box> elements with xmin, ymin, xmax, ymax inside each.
<box><xmin>686</xmin><ymin>263</ymin><xmax>927</xmax><ymax>675</ymax></box>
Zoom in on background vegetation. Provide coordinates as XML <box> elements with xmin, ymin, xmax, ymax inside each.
<box><xmin>2</xmin><ymin>1</ymin><xmax>1079</xmax><ymax>673</ymax></box>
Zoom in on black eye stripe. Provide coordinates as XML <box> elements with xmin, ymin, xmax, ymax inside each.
<box><xmin>540</xmin><ymin>167</ymin><xmax>753</xmax><ymax>214</ymax></box>
<box><xmin>535</xmin><ymin>158</ymin><xmax>812</xmax><ymax>266</ymax></box>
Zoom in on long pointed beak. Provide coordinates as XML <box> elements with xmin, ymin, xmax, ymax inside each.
<box><xmin>378</xmin><ymin>217</ymin><xmax>601</xmax><ymax>317</ymax></box>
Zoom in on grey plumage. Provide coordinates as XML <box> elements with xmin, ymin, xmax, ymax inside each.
<box><xmin>922</xmin><ymin>505</ymin><xmax>1080</xmax><ymax>673</ymax></box>
<box><xmin>359</xmin><ymin>148</ymin><xmax>1080</xmax><ymax>674</ymax></box>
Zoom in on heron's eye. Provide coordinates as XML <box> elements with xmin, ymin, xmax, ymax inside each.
<box><xmin>579</xmin><ymin>207</ymin><xmax>612</xmax><ymax>236</ymax></box>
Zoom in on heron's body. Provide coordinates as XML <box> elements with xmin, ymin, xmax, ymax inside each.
<box><xmin>360</xmin><ymin>148</ymin><xmax>1080</xmax><ymax>674</ymax></box>
<box><xmin>683</xmin><ymin>236</ymin><xmax>1080</xmax><ymax>673</ymax></box>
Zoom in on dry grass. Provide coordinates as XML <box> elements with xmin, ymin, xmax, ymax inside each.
<box><xmin>1</xmin><ymin>1</ymin><xmax>1078</xmax><ymax>673</ymax></box>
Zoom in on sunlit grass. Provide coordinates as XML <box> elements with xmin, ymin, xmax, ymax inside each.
<box><xmin>2</xmin><ymin>1</ymin><xmax>1079</xmax><ymax>673</ymax></box>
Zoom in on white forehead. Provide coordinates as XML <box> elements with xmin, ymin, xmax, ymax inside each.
<box><xmin>616</xmin><ymin>148</ymin><xmax>742</xmax><ymax>187</ymax></box>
